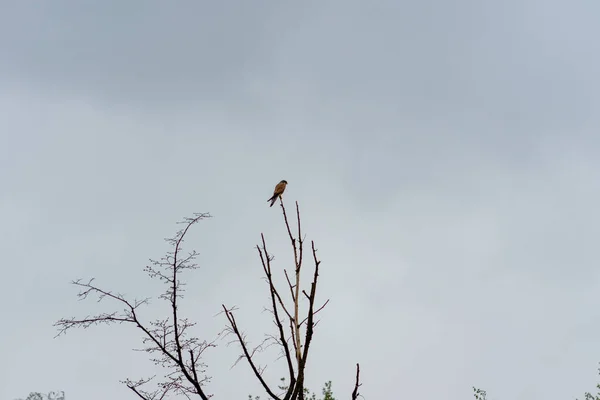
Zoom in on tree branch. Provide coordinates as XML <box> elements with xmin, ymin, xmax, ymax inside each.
<box><xmin>222</xmin><ymin>305</ymin><xmax>282</xmax><ymax>400</ymax></box>
<box><xmin>257</xmin><ymin>235</ymin><xmax>297</xmax><ymax>392</ymax></box>
<box><xmin>352</xmin><ymin>363</ymin><xmax>362</xmax><ymax>400</ymax></box>
<box><xmin>54</xmin><ymin>213</ymin><xmax>213</xmax><ymax>400</ymax></box>
<box><xmin>280</xmin><ymin>201</ymin><xmax>305</xmax><ymax>400</ymax></box>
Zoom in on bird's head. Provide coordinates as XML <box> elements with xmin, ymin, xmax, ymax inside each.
<box><xmin>281</xmin><ymin>180</ymin><xmax>288</xmax><ymax>185</ymax></box>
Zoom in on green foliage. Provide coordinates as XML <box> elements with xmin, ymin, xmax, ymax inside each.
<box><xmin>321</xmin><ymin>381</ymin><xmax>335</xmax><ymax>400</ymax></box>
<box><xmin>15</xmin><ymin>392</ymin><xmax>65</xmax><ymax>400</ymax></box>
<box><xmin>475</xmin><ymin>362</ymin><xmax>600</xmax><ymax>400</ymax></box>
<box><xmin>249</xmin><ymin>379</ymin><xmax>335</xmax><ymax>400</ymax></box>
<box><xmin>472</xmin><ymin>387</ymin><xmax>487</xmax><ymax>400</ymax></box>
<box><xmin>577</xmin><ymin>364</ymin><xmax>600</xmax><ymax>400</ymax></box>
<box><xmin>581</xmin><ymin>392</ymin><xmax>600</xmax><ymax>400</ymax></box>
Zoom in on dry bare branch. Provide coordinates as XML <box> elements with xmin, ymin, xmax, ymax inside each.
<box><xmin>223</xmin><ymin>200</ymin><xmax>333</xmax><ymax>400</ymax></box>
<box><xmin>352</xmin><ymin>363</ymin><xmax>362</xmax><ymax>400</ymax></box>
<box><xmin>257</xmin><ymin>234</ymin><xmax>296</xmax><ymax>389</ymax></box>
<box><xmin>54</xmin><ymin>213</ymin><xmax>213</xmax><ymax>400</ymax></box>
<box><xmin>56</xmin><ymin>198</ymin><xmax>363</xmax><ymax>399</ymax></box>
<box><xmin>222</xmin><ymin>305</ymin><xmax>282</xmax><ymax>400</ymax></box>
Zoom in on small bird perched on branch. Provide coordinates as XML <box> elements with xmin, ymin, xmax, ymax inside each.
<box><xmin>268</xmin><ymin>180</ymin><xmax>288</xmax><ymax>207</ymax></box>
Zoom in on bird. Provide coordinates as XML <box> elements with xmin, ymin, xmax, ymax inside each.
<box><xmin>268</xmin><ymin>180</ymin><xmax>288</xmax><ymax>207</ymax></box>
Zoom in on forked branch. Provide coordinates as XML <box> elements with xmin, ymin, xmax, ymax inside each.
<box><xmin>54</xmin><ymin>213</ymin><xmax>213</xmax><ymax>400</ymax></box>
<box><xmin>222</xmin><ymin>305</ymin><xmax>282</xmax><ymax>400</ymax></box>
<box><xmin>223</xmin><ymin>200</ymin><xmax>330</xmax><ymax>400</ymax></box>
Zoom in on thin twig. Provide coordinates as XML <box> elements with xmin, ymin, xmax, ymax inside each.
<box><xmin>222</xmin><ymin>305</ymin><xmax>282</xmax><ymax>400</ymax></box>
<box><xmin>54</xmin><ymin>213</ymin><xmax>213</xmax><ymax>400</ymax></box>
<box><xmin>258</xmin><ymin>234</ymin><xmax>297</xmax><ymax>391</ymax></box>
<box><xmin>352</xmin><ymin>363</ymin><xmax>362</xmax><ymax>400</ymax></box>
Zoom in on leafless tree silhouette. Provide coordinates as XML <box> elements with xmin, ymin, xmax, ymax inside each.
<box><xmin>222</xmin><ymin>199</ymin><xmax>361</xmax><ymax>400</ymax></box>
<box><xmin>54</xmin><ymin>213</ymin><xmax>214</xmax><ymax>400</ymax></box>
<box><xmin>54</xmin><ymin>200</ymin><xmax>362</xmax><ymax>399</ymax></box>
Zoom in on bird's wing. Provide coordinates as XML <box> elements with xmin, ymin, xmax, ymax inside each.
<box><xmin>273</xmin><ymin>182</ymin><xmax>286</xmax><ymax>195</ymax></box>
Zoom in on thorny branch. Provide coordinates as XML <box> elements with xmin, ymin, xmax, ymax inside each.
<box><xmin>54</xmin><ymin>213</ymin><xmax>214</xmax><ymax>400</ymax></box>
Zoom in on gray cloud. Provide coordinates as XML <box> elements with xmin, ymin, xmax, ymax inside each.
<box><xmin>1</xmin><ymin>1</ymin><xmax>600</xmax><ymax>400</ymax></box>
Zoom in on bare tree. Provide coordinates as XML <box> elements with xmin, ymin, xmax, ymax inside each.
<box><xmin>222</xmin><ymin>200</ymin><xmax>361</xmax><ymax>400</ymax></box>
<box><xmin>54</xmin><ymin>200</ymin><xmax>362</xmax><ymax>399</ymax></box>
<box><xmin>54</xmin><ymin>213</ymin><xmax>215</xmax><ymax>400</ymax></box>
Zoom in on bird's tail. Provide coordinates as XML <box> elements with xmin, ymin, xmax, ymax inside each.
<box><xmin>268</xmin><ymin>195</ymin><xmax>277</xmax><ymax>207</ymax></box>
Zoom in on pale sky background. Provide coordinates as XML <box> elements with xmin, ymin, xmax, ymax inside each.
<box><xmin>1</xmin><ymin>1</ymin><xmax>600</xmax><ymax>400</ymax></box>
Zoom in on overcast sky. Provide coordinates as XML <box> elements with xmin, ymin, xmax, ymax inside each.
<box><xmin>1</xmin><ymin>1</ymin><xmax>600</xmax><ymax>399</ymax></box>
